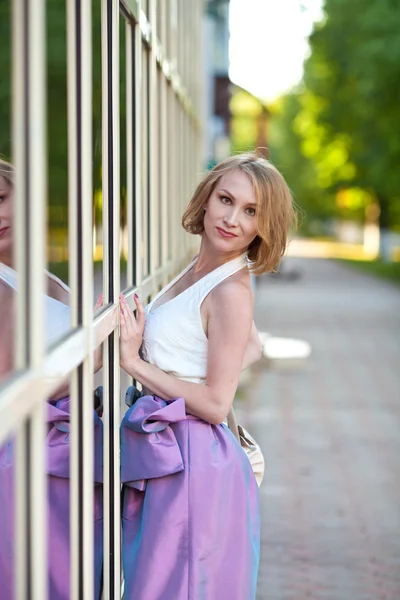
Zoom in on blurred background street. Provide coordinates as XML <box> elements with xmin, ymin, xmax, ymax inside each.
<box><xmin>236</xmin><ymin>250</ymin><xmax>400</xmax><ymax>599</ymax></box>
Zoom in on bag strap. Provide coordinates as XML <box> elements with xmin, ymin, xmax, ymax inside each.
<box><xmin>227</xmin><ymin>406</ymin><xmax>240</xmax><ymax>442</ymax></box>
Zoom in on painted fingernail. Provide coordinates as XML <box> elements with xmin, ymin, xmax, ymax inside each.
<box><xmin>134</xmin><ymin>293</ymin><xmax>138</xmax><ymax>299</ymax></box>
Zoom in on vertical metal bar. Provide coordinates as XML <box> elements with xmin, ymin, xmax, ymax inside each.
<box><xmin>175</xmin><ymin>100</ymin><xmax>181</xmax><ymax>261</ymax></box>
<box><xmin>182</xmin><ymin>109</ymin><xmax>187</xmax><ymax>256</ymax></box>
<box><xmin>12</xmin><ymin>1</ymin><xmax>28</xmax><ymax>595</ymax></box>
<box><xmin>170</xmin><ymin>84</ymin><xmax>178</xmax><ymax>265</ymax></box>
<box><xmin>142</xmin><ymin>48</ymin><xmax>149</xmax><ymax>277</ymax></box>
<box><xmin>170</xmin><ymin>0</ymin><xmax>178</xmax><ymax>267</ymax></box>
<box><xmin>13</xmin><ymin>0</ymin><xmax>48</xmax><ymax>598</ymax></box>
<box><xmin>66</xmin><ymin>4</ymin><xmax>80</xmax><ymax>597</ymax></box>
<box><xmin>157</xmin><ymin>68</ymin><xmax>162</xmax><ymax>270</ymax></box>
<box><xmin>182</xmin><ymin>0</ymin><xmax>186</xmax><ymax>93</ymax></box>
<box><xmin>185</xmin><ymin>113</ymin><xmax>190</xmax><ymax>256</ymax></box>
<box><xmin>102</xmin><ymin>1</ymin><xmax>121</xmax><ymax>597</ymax></box>
<box><xmin>149</xmin><ymin>0</ymin><xmax>159</xmax><ymax>279</ymax></box>
<box><xmin>12</xmin><ymin>0</ymin><xmax>27</xmax><ymax>370</ymax></box>
<box><xmin>169</xmin><ymin>82</ymin><xmax>174</xmax><ymax>264</ymax></box>
<box><xmin>28</xmin><ymin>409</ymin><xmax>47</xmax><ymax>600</ymax></box>
<box><xmin>180</xmin><ymin>105</ymin><xmax>184</xmax><ymax>257</ymax></box>
<box><xmin>134</xmin><ymin>16</ymin><xmax>143</xmax><ymax>289</ymax></box>
<box><xmin>126</xmin><ymin>21</ymin><xmax>135</xmax><ymax>289</ymax></box>
<box><xmin>160</xmin><ymin>70</ymin><xmax>168</xmax><ymax>280</ymax></box>
<box><xmin>67</xmin><ymin>0</ymin><xmax>94</xmax><ymax>598</ymax></box>
<box><xmin>171</xmin><ymin>0</ymin><xmax>177</xmax><ymax>73</ymax></box>
<box><xmin>182</xmin><ymin>108</ymin><xmax>186</xmax><ymax>256</ymax></box>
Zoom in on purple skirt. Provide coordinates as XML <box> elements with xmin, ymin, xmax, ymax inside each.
<box><xmin>0</xmin><ymin>398</ymin><xmax>104</xmax><ymax>600</ymax></box>
<box><xmin>121</xmin><ymin>395</ymin><xmax>260</xmax><ymax>600</ymax></box>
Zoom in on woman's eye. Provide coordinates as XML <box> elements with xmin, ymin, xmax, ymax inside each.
<box><xmin>220</xmin><ymin>196</ymin><xmax>231</xmax><ymax>204</ymax></box>
<box><xmin>245</xmin><ymin>208</ymin><xmax>256</xmax><ymax>216</ymax></box>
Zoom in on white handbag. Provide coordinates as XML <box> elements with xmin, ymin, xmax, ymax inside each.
<box><xmin>227</xmin><ymin>408</ymin><xmax>265</xmax><ymax>487</ymax></box>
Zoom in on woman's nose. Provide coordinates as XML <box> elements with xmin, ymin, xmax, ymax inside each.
<box><xmin>223</xmin><ymin>209</ymin><xmax>239</xmax><ymax>227</ymax></box>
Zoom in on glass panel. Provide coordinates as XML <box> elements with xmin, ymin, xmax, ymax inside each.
<box><xmin>47</xmin><ymin>0</ymin><xmax>69</xmax><ymax>298</ymax></box>
<box><xmin>93</xmin><ymin>0</ymin><xmax>103</xmax><ymax>290</ymax></box>
<box><xmin>0</xmin><ymin>0</ymin><xmax>14</xmax><ymax>383</ymax></box>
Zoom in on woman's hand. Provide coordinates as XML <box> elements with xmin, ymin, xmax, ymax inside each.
<box><xmin>119</xmin><ymin>293</ymin><xmax>145</xmax><ymax>371</ymax></box>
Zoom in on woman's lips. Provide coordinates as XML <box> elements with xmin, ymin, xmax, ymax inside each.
<box><xmin>216</xmin><ymin>227</ymin><xmax>237</xmax><ymax>239</ymax></box>
<box><xmin>0</xmin><ymin>227</ymin><xmax>10</xmax><ymax>238</ymax></box>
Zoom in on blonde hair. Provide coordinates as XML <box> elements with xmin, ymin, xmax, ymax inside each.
<box><xmin>0</xmin><ymin>158</ymin><xmax>13</xmax><ymax>186</ymax></box>
<box><xmin>182</xmin><ymin>152</ymin><xmax>297</xmax><ymax>275</ymax></box>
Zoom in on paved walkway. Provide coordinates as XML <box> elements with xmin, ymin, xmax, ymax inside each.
<box><xmin>237</xmin><ymin>257</ymin><xmax>400</xmax><ymax>600</ymax></box>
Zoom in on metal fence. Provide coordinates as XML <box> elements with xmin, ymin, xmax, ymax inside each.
<box><xmin>0</xmin><ymin>0</ymin><xmax>202</xmax><ymax>597</ymax></box>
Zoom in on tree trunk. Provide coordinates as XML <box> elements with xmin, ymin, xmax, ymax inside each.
<box><xmin>377</xmin><ymin>195</ymin><xmax>392</xmax><ymax>262</ymax></box>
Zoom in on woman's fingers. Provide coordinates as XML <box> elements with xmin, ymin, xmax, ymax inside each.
<box><xmin>133</xmin><ymin>294</ymin><xmax>145</xmax><ymax>328</ymax></box>
<box><xmin>119</xmin><ymin>294</ymin><xmax>135</xmax><ymax>329</ymax></box>
<box><xmin>118</xmin><ymin>293</ymin><xmax>144</xmax><ymax>362</ymax></box>
<box><xmin>119</xmin><ymin>293</ymin><xmax>145</xmax><ymax>333</ymax></box>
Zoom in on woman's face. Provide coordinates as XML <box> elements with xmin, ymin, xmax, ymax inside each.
<box><xmin>0</xmin><ymin>175</ymin><xmax>13</xmax><ymax>260</ymax></box>
<box><xmin>203</xmin><ymin>170</ymin><xmax>258</xmax><ymax>255</ymax></box>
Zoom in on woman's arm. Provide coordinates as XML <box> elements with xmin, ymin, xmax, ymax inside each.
<box><xmin>119</xmin><ymin>280</ymin><xmax>253</xmax><ymax>425</ymax></box>
<box><xmin>49</xmin><ymin>293</ymin><xmax>104</xmax><ymax>400</ymax></box>
<box><xmin>0</xmin><ymin>283</ymin><xmax>14</xmax><ymax>381</ymax></box>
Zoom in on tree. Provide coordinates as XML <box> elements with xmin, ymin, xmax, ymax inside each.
<box><xmin>296</xmin><ymin>0</ymin><xmax>400</xmax><ymax>254</ymax></box>
<box><xmin>268</xmin><ymin>93</ymin><xmax>336</xmax><ymax>234</ymax></box>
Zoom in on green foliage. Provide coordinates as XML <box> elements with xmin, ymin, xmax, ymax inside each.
<box><xmin>230</xmin><ymin>88</ymin><xmax>267</xmax><ymax>153</ymax></box>
<box><xmin>268</xmin><ymin>0</ymin><xmax>400</xmax><ymax>236</ymax></box>
<box><xmin>298</xmin><ymin>0</ymin><xmax>400</xmax><ymax>229</ymax></box>
<box><xmin>339</xmin><ymin>258</ymin><xmax>400</xmax><ymax>286</ymax></box>
<box><xmin>47</xmin><ymin>0</ymin><xmax>68</xmax><ymax>233</ymax></box>
<box><xmin>268</xmin><ymin>93</ymin><xmax>336</xmax><ymax>230</ymax></box>
<box><xmin>0</xmin><ymin>2</ymin><xmax>11</xmax><ymax>158</ymax></box>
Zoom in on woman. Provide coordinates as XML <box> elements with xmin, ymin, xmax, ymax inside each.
<box><xmin>0</xmin><ymin>158</ymin><xmax>104</xmax><ymax>599</ymax></box>
<box><xmin>119</xmin><ymin>152</ymin><xmax>296</xmax><ymax>599</ymax></box>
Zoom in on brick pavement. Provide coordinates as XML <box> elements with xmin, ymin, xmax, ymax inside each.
<box><xmin>237</xmin><ymin>258</ymin><xmax>400</xmax><ymax>600</ymax></box>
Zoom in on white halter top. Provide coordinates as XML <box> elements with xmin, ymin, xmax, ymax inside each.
<box><xmin>142</xmin><ymin>254</ymin><xmax>248</xmax><ymax>384</ymax></box>
<box><xmin>0</xmin><ymin>262</ymin><xmax>71</xmax><ymax>347</ymax></box>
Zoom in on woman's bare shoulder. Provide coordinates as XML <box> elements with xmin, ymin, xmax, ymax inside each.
<box><xmin>207</xmin><ymin>269</ymin><xmax>253</xmax><ymax>314</ymax></box>
<box><xmin>200</xmin><ymin>269</ymin><xmax>254</xmax><ymax>336</ymax></box>
<box><xmin>217</xmin><ymin>268</ymin><xmax>252</xmax><ymax>298</ymax></box>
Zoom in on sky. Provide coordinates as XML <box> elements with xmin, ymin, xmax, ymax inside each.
<box><xmin>229</xmin><ymin>0</ymin><xmax>324</xmax><ymax>102</ymax></box>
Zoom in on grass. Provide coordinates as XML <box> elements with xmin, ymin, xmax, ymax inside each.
<box><xmin>338</xmin><ymin>258</ymin><xmax>400</xmax><ymax>285</ymax></box>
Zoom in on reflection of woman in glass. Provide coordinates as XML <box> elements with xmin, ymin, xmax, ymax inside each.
<box><xmin>119</xmin><ymin>153</ymin><xmax>296</xmax><ymax>600</ymax></box>
<box><xmin>0</xmin><ymin>158</ymin><xmax>103</xmax><ymax>599</ymax></box>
